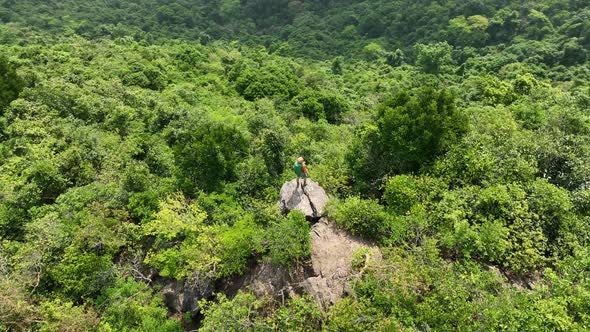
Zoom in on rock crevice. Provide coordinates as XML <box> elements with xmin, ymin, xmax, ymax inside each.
<box><xmin>303</xmin><ymin>189</ymin><xmax>319</xmax><ymax>217</ymax></box>
<box><xmin>279</xmin><ymin>179</ymin><xmax>328</xmax><ymax>222</ymax></box>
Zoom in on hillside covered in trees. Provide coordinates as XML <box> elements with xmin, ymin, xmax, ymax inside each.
<box><xmin>1</xmin><ymin>0</ymin><xmax>589</xmax><ymax>331</ymax></box>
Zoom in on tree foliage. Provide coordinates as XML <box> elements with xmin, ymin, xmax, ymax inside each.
<box><xmin>350</xmin><ymin>87</ymin><xmax>467</xmax><ymax>191</ymax></box>
<box><xmin>0</xmin><ymin>0</ymin><xmax>588</xmax><ymax>330</ymax></box>
<box><xmin>0</xmin><ymin>56</ymin><xmax>23</xmax><ymax>110</ymax></box>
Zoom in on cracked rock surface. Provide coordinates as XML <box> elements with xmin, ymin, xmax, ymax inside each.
<box><xmin>303</xmin><ymin>218</ymin><xmax>381</xmax><ymax>308</ymax></box>
<box><xmin>279</xmin><ymin>179</ymin><xmax>328</xmax><ymax>220</ymax></box>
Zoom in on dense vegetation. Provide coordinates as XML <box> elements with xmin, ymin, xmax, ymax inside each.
<box><xmin>1</xmin><ymin>0</ymin><xmax>589</xmax><ymax>330</ymax></box>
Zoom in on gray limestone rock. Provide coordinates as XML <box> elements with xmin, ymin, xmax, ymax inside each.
<box><xmin>279</xmin><ymin>179</ymin><xmax>328</xmax><ymax>220</ymax></box>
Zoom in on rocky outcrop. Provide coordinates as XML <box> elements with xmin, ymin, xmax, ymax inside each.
<box><xmin>231</xmin><ymin>218</ymin><xmax>381</xmax><ymax>309</ymax></box>
<box><xmin>219</xmin><ymin>261</ymin><xmax>310</xmax><ymax>300</ymax></box>
<box><xmin>278</xmin><ymin>180</ymin><xmax>381</xmax><ymax>308</ymax></box>
<box><xmin>161</xmin><ymin>272</ymin><xmax>214</xmax><ymax>316</ymax></box>
<box><xmin>301</xmin><ymin>218</ymin><xmax>381</xmax><ymax>308</ymax></box>
<box><xmin>279</xmin><ymin>179</ymin><xmax>328</xmax><ymax>221</ymax></box>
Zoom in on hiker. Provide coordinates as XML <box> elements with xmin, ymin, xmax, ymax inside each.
<box><xmin>293</xmin><ymin>156</ymin><xmax>309</xmax><ymax>188</ymax></box>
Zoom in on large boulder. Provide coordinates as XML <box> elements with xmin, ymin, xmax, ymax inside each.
<box><xmin>279</xmin><ymin>179</ymin><xmax>328</xmax><ymax>221</ymax></box>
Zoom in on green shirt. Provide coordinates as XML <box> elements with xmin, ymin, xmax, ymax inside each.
<box><xmin>294</xmin><ymin>161</ymin><xmax>303</xmax><ymax>176</ymax></box>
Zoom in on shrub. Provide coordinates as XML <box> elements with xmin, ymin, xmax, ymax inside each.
<box><xmin>97</xmin><ymin>278</ymin><xmax>183</xmax><ymax>332</ymax></box>
<box><xmin>198</xmin><ymin>292</ymin><xmax>271</xmax><ymax>332</ymax></box>
<box><xmin>327</xmin><ymin>196</ymin><xmax>391</xmax><ymax>243</ymax></box>
<box><xmin>255</xmin><ymin>211</ymin><xmax>311</xmax><ymax>265</ymax></box>
<box><xmin>272</xmin><ymin>295</ymin><xmax>322</xmax><ymax>331</ymax></box>
<box><xmin>325</xmin><ymin>298</ymin><xmax>388</xmax><ymax>332</ymax></box>
<box><xmin>40</xmin><ymin>299</ymin><xmax>99</xmax><ymax>332</ymax></box>
<box><xmin>383</xmin><ymin>175</ymin><xmax>446</xmax><ymax>215</ymax></box>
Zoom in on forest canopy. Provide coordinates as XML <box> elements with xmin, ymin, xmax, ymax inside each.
<box><xmin>0</xmin><ymin>0</ymin><xmax>589</xmax><ymax>331</ymax></box>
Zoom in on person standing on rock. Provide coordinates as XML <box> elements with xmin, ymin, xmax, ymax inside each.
<box><xmin>294</xmin><ymin>156</ymin><xmax>309</xmax><ymax>189</ymax></box>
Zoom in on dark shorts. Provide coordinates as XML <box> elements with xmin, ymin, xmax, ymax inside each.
<box><xmin>296</xmin><ymin>173</ymin><xmax>309</xmax><ymax>179</ymax></box>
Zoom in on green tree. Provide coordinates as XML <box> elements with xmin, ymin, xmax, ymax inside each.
<box><xmin>363</xmin><ymin>42</ymin><xmax>385</xmax><ymax>61</ymax></box>
<box><xmin>0</xmin><ymin>56</ymin><xmax>23</xmax><ymax>110</ymax></box>
<box><xmin>231</xmin><ymin>59</ymin><xmax>301</xmax><ymax>101</ymax></box>
<box><xmin>325</xmin><ymin>298</ymin><xmax>388</xmax><ymax>331</ymax></box>
<box><xmin>170</xmin><ymin>122</ymin><xmax>248</xmax><ymax>193</ymax></box>
<box><xmin>383</xmin><ymin>175</ymin><xmax>445</xmax><ymax>215</ymax></box>
<box><xmin>350</xmin><ymin>88</ymin><xmax>467</xmax><ymax>190</ymax></box>
<box><xmin>415</xmin><ymin>42</ymin><xmax>454</xmax><ymax>75</ymax></box>
<box><xmin>198</xmin><ymin>292</ymin><xmax>271</xmax><ymax>332</ymax></box>
<box><xmin>446</xmin><ymin>15</ymin><xmax>490</xmax><ymax>47</ymax></box>
<box><xmin>359</xmin><ymin>12</ymin><xmax>386</xmax><ymax>38</ymax></box>
<box><xmin>290</xmin><ymin>89</ymin><xmax>350</xmax><ymax>123</ymax></box>
<box><xmin>331</xmin><ymin>57</ymin><xmax>343</xmax><ymax>75</ymax></box>
<box><xmin>254</xmin><ymin>211</ymin><xmax>311</xmax><ymax>265</ymax></box>
<box><xmin>40</xmin><ymin>299</ymin><xmax>99</xmax><ymax>332</ymax></box>
<box><xmin>272</xmin><ymin>295</ymin><xmax>322</xmax><ymax>331</ymax></box>
<box><xmin>386</xmin><ymin>49</ymin><xmax>405</xmax><ymax>67</ymax></box>
<box><xmin>561</xmin><ymin>38</ymin><xmax>588</xmax><ymax>65</ymax></box>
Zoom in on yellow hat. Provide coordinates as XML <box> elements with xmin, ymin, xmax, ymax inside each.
<box><xmin>297</xmin><ymin>157</ymin><xmax>304</xmax><ymax>163</ymax></box>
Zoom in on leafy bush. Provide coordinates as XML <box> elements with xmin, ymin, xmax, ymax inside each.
<box><xmin>351</xmin><ymin>247</ymin><xmax>371</xmax><ymax>271</ymax></box>
<box><xmin>383</xmin><ymin>175</ymin><xmax>446</xmax><ymax>215</ymax></box>
<box><xmin>199</xmin><ymin>292</ymin><xmax>321</xmax><ymax>332</ymax></box>
<box><xmin>50</xmin><ymin>251</ymin><xmax>114</xmax><ymax>299</ymax></box>
<box><xmin>433</xmin><ymin>184</ymin><xmax>551</xmax><ymax>274</ymax></box>
<box><xmin>327</xmin><ymin>196</ymin><xmax>391</xmax><ymax>243</ymax></box>
<box><xmin>142</xmin><ymin>193</ymin><xmax>260</xmax><ymax>279</ymax></box>
<box><xmin>97</xmin><ymin>278</ymin><xmax>183</xmax><ymax>332</ymax></box>
<box><xmin>231</xmin><ymin>59</ymin><xmax>301</xmax><ymax>101</ymax></box>
<box><xmin>127</xmin><ymin>190</ymin><xmax>160</xmax><ymax>223</ymax></box>
<box><xmin>254</xmin><ymin>211</ymin><xmax>311</xmax><ymax>265</ymax></box>
<box><xmin>198</xmin><ymin>292</ymin><xmax>271</xmax><ymax>332</ymax></box>
<box><xmin>169</xmin><ymin>121</ymin><xmax>248</xmax><ymax>194</ymax></box>
<box><xmin>415</xmin><ymin>42</ymin><xmax>454</xmax><ymax>74</ymax></box>
<box><xmin>272</xmin><ymin>295</ymin><xmax>322</xmax><ymax>331</ymax></box>
<box><xmin>325</xmin><ymin>298</ymin><xmax>390</xmax><ymax>331</ymax></box>
<box><xmin>40</xmin><ymin>299</ymin><xmax>99</xmax><ymax>332</ymax></box>
<box><xmin>433</xmin><ymin>107</ymin><xmax>538</xmax><ymax>187</ymax></box>
<box><xmin>290</xmin><ymin>89</ymin><xmax>350</xmax><ymax>124</ymax></box>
